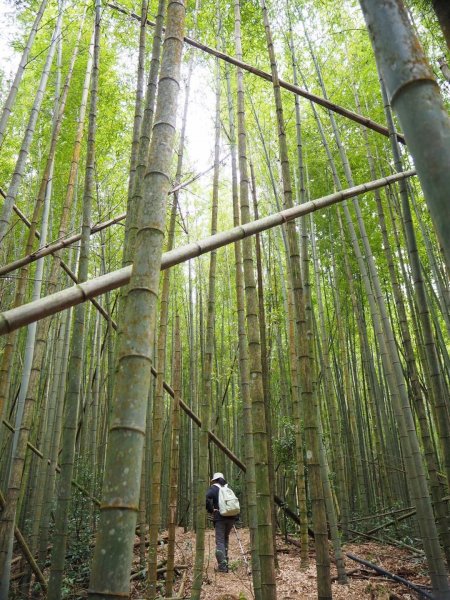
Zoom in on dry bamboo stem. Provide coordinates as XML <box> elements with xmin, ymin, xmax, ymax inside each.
<box><xmin>0</xmin><ymin>170</ymin><xmax>415</xmax><ymax>336</ymax></box>
<box><xmin>346</xmin><ymin>553</ymin><xmax>433</xmax><ymax>599</ymax></box>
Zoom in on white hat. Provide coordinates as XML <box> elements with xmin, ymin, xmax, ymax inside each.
<box><xmin>211</xmin><ymin>472</ymin><xmax>224</xmax><ymax>481</ymax></box>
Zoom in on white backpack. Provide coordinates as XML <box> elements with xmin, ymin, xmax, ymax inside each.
<box><xmin>215</xmin><ymin>483</ymin><xmax>240</xmax><ymax>516</ymax></box>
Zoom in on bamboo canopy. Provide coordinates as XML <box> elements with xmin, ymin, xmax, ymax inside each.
<box><xmin>107</xmin><ymin>1</ymin><xmax>405</xmax><ymax>144</ymax></box>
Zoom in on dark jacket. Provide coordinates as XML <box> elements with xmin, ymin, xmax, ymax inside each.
<box><xmin>206</xmin><ymin>479</ymin><xmax>236</xmax><ymax>521</ymax></box>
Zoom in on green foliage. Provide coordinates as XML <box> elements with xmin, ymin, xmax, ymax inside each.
<box><xmin>274</xmin><ymin>418</ymin><xmax>296</xmax><ymax>473</ymax></box>
<box><xmin>60</xmin><ymin>461</ymin><xmax>98</xmax><ymax>599</ymax></box>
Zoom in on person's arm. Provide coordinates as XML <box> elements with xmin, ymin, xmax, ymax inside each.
<box><xmin>205</xmin><ymin>486</ymin><xmax>215</xmax><ymax>513</ymax></box>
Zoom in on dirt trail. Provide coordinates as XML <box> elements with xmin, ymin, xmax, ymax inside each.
<box><xmin>130</xmin><ymin>527</ymin><xmax>430</xmax><ymax>599</ymax></box>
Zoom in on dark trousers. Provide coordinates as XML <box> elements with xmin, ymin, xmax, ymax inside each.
<box><xmin>214</xmin><ymin>518</ymin><xmax>234</xmax><ymax>571</ymax></box>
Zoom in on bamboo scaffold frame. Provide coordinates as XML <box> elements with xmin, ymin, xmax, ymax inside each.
<box><xmin>0</xmin><ymin>169</ymin><xmax>415</xmax><ymax>335</ymax></box>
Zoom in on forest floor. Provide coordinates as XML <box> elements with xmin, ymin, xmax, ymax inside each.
<box><xmin>128</xmin><ymin>527</ymin><xmax>432</xmax><ymax>600</ymax></box>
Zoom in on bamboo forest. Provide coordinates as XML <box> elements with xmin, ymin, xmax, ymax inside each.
<box><xmin>0</xmin><ymin>0</ymin><xmax>450</xmax><ymax>598</ymax></box>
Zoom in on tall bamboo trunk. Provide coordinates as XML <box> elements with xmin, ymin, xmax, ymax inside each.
<box><xmin>88</xmin><ymin>1</ymin><xmax>185</xmax><ymax>596</ymax></box>
<box><xmin>165</xmin><ymin>314</ymin><xmax>181</xmax><ymax>597</ymax></box>
<box><xmin>147</xmin><ymin>193</ymin><xmax>179</xmax><ymax>599</ymax></box>
<box><xmin>0</xmin><ymin>5</ymin><xmax>65</xmax><ymax>587</ymax></box>
<box><xmin>0</xmin><ymin>8</ymin><xmax>63</xmax><ymax>246</ymax></box>
<box><xmin>0</xmin><ymin>7</ymin><xmax>64</xmax><ymax>452</ymax></box>
<box><xmin>234</xmin><ymin>2</ymin><xmax>276</xmax><ymax>598</ymax></box>
<box><xmin>250</xmin><ymin>164</ymin><xmax>278</xmax><ymax>570</ymax></box>
<box><xmin>47</xmin><ymin>5</ymin><xmax>101</xmax><ymax>597</ymax></box>
<box><xmin>225</xmin><ymin>60</ymin><xmax>261</xmax><ymax>598</ymax></box>
<box><xmin>0</xmin><ymin>0</ymin><xmax>49</xmax><ymax>148</ymax></box>
<box><xmin>121</xmin><ymin>0</ymin><xmax>167</xmax><ymax>273</ymax></box>
<box><xmin>191</xmin><ymin>25</ymin><xmax>221</xmax><ymax>598</ymax></box>
<box><xmin>260</xmin><ymin>2</ymin><xmax>330</xmax><ymax>595</ymax></box>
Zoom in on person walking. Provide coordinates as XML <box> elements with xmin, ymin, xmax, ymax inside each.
<box><xmin>206</xmin><ymin>472</ymin><xmax>240</xmax><ymax>573</ymax></box>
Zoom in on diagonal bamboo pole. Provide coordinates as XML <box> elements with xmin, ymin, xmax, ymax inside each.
<box><xmin>0</xmin><ymin>170</ymin><xmax>415</xmax><ymax>336</ymax></box>
<box><xmin>0</xmin><ymin>158</ymin><xmax>227</xmax><ymax>277</ymax></box>
<box><xmin>106</xmin><ymin>1</ymin><xmax>404</xmax><ymax>144</ymax></box>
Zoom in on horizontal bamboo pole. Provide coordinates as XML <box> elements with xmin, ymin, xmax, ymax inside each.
<box><xmin>0</xmin><ymin>169</ymin><xmax>415</xmax><ymax>336</ymax></box>
<box><xmin>365</xmin><ymin>509</ymin><xmax>416</xmax><ymax>536</ymax></box>
<box><xmin>107</xmin><ymin>1</ymin><xmax>405</xmax><ymax>144</ymax></box>
<box><xmin>0</xmin><ymin>158</ymin><xmax>225</xmax><ymax>277</ymax></box>
<box><xmin>0</xmin><ymin>213</ymin><xmax>126</xmax><ymax>277</ymax></box>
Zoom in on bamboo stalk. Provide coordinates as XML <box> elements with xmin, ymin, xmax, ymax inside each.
<box><xmin>0</xmin><ymin>170</ymin><xmax>415</xmax><ymax>336</ymax></box>
<box><xmin>360</xmin><ymin>0</ymin><xmax>450</xmax><ymax>272</ymax></box>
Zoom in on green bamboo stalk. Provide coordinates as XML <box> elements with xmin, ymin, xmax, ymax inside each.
<box><xmin>0</xmin><ymin>6</ymin><xmax>65</xmax><ymax>587</ymax></box>
<box><xmin>235</xmin><ymin>2</ymin><xmax>276</xmax><ymax>597</ymax></box>
<box><xmin>127</xmin><ymin>0</ymin><xmax>149</xmax><ymax>202</ymax></box>
<box><xmin>250</xmin><ymin>164</ymin><xmax>278</xmax><ymax>570</ymax></box>
<box><xmin>191</xmin><ymin>21</ymin><xmax>220</xmax><ymax>596</ymax></box>
<box><xmin>47</xmin><ymin>4</ymin><xmax>101</xmax><ymax>596</ymax></box>
<box><xmin>0</xmin><ymin>0</ymin><xmax>49</xmax><ymax>148</ymax></box>
<box><xmin>0</xmin><ymin>6</ymin><xmax>64</xmax><ymax>244</ymax></box>
<box><xmin>165</xmin><ymin>314</ymin><xmax>181</xmax><ymax>597</ymax></box>
<box><xmin>360</xmin><ymin>0</ymin><xmax>450</xmax><ymax>272</ymax></box>
<box><xmin>0</xmin><ymin>5</ymin><xmax>64</xmax><ymax>457</ymax></box>
<box><xmin>122</xmin><ymin>0</ymin><xmax>167</xmax><ymax>272</ymax></box>
<box><xmin>310</xmin><ymin>218</ymin><xmax>349</xmax><ymax>538</ymax></box>
<box><xmin>225</xmin><ymin>56</ymin><xmax>261</xmax><ymax>597</ymax></box>
<box><xmin>147</xmin><ymin>195</ymin><xmax>179</xmax><ymax>599</ymax></box>
<box><xmin>87</xmin><ymin>1</ymin><xmax>185</xmax><ymax>596</ymax></box>
<box><xmin>260</xmin><ymin>1</ymin><xmax>330</xmax><ymax>594</ymax></box>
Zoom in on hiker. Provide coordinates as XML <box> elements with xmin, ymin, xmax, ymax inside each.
<box><xmin>206</xmin><ymin>472</ymin><xmax>240</xmax><ymax>573</ymax></box>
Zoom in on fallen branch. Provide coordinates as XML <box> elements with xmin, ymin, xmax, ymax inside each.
<box><xmin>347</xmin><ymin>506</ymin><xmax>414</xmax><ymax>524</ymax></box>
<box><xmin>177</xmin><ymin>569</ymin><xmax>188</xmax><ymax>598</ymax></box>
<box><xmin>366</xmin><ymin>509</ymin><xmax>416</xmax><ymax>536</ymax></box>
<box><xmin>346</xmin><ymin>553</ymin><xmax>434</xmax><ymax>599</ymax></box>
